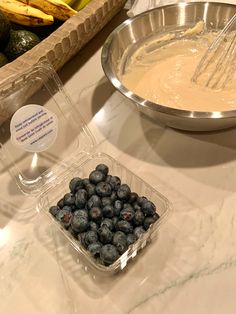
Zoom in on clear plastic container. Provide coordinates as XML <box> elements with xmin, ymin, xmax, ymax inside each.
<box><xmin>0</xmin><ymin>61</ymin><xmax>171</xmax><ymax>275</ymax></box>
<box><xmin>38</xmin><ymin>152</ymin><xmax>170</xmax><ymax>274</ymax></box>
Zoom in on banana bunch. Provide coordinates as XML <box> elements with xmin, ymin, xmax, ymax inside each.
<box><xmin>62</xmin><ymin>0</ymin><xmax>92</xmax><ymax>11</ymax></box>
<box><xmin>19</xmin><ymin>0</ymin><xmax>77</xmax><ymax>20</ymax></box>
<box><xmin>63</xmin><ymin>0</ymin><xmax>76</xmax><ymax>5</ymax></box>
<box><xmin>0</xmin><ymin>0</ymin><xmax>54</xmax><ymax>26</ymax></box>
<box><xmin>0</xmin><ymin>0</ymin><xmax>77</xmax><ymax>27</ymax></box>
<box><xmin>72</xmin><ymin>0</ymin><xmax>92</xmax><ymax>11</ymax></box>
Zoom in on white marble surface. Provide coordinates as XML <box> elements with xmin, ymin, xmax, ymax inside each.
<box><xmin>1</xmin><ymin>9</ymin><xmax>236</xmax><ymax>314</ymax></box>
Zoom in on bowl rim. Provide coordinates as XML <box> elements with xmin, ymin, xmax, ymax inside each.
<box><xmin>101</xmin><ymin>1</ymin><xmax>236</xmax><ymax>120</ymax></box>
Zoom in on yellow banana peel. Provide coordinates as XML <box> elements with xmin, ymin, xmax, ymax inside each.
<box><xmin>19</xmin><ymin>0</ymin><xmax>77</xmax><ymax>21</ymax></box>
<box><xmin>72</xmin><ymin>0</ymin><xmax>92</xmax><ymax>11</ymax></box>
<box><xmin>0</xmin><ymin>0</ymin><xmax>54</xmax><ymax>26</ymax></box>
<box><xmin>61</xmin><ymin>0</ymin><xmax>76</xmax><ymax>6</ymax></box>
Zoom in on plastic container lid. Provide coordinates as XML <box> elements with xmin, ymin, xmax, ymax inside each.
<box><xmin>0</xmin><ymin>61</ymin><xmax>95</xmax><ymax>196</ymax></box>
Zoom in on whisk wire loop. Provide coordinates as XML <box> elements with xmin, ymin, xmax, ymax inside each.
<box><xmin>192</xmin><ymin>13</ymin><xmax>236</xmax><ymax>89</ymax></box>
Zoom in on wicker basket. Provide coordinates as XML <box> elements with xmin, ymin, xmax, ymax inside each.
<box><xmin>0</xmin><ymin>0</ymin><xmax>126</xmax><ymax>82</ymax></box>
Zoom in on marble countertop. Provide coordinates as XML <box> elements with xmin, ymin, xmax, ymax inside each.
<box><xmin>1</xmin><ymin>9</ymin><xmax>236</xmax><ymax>314</ymax></box>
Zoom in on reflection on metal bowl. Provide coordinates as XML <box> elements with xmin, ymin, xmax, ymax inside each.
<box><xmin>101</xmin><ymin>2</ymin><xmax>236</xmax><ymax>131</ymax></box>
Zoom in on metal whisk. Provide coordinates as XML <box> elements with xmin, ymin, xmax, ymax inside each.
<box><xmin>192</xmin><ymin>13</ymin><xmax>236</xmax><ymax>89</ymax></box>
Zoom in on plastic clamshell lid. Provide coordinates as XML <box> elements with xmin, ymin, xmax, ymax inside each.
<box><xmin>0</xmin><ymin>61</ymin><xmax>95</xmax><ymax>196</ymax></box>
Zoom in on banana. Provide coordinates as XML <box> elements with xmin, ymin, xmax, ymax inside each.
<box><xmin>72</xmin><ymin>0</ymin><xmax>91</xmax><ymax>11</ymax></box>
<box><xmin>0</xmin><ymin>0</ymin><xmax>54</xmax><ymax>26</ymax></box>
<box><xmin>61</xmin><ymin>0</ymin><xmax>76</xmax><ymax>5</ymax></box>
<box><xmin>19</xmin><ymin>0</ymin><xmax>77</xmax><ymax>21</ymax></box>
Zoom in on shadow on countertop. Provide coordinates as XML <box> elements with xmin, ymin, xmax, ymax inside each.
<box><xmin>140</xmin><ymin>115</ymin><xmax>236</xmax><ymax>168</ymax></box>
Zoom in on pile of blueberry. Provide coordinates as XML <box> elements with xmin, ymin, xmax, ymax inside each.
<box><xmin>49</xmin><ymin>164</ymin><xmax>159</xmax><ymax>266</ymax></box>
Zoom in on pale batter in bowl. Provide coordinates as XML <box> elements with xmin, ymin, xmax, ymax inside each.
<box><xmin>121</xmin><ymin>28</ymin><xmax>236</xmax><ymax>112</ymax></box>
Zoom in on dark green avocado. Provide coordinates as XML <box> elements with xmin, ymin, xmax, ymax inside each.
<box><xmin>0</xmin><ymin>11</ymin><xmax>11</xmax><ymax>49</ymax></box>
<box><xmin>4</xmin><ymin>30</ymin><xmax>40</xmax><ymax>61</ymax></box>
<box><xmin>0</xmin><ymin>52</ymin><xmax>8</xmax><ymax>68</ymax></box>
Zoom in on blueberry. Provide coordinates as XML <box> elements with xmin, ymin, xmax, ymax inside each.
<box><xmin>71</xmin><ymin>214</ymin><xmax>89</xmax><ymax>233</ymax></box>
<box><xmin>116</xmin><ymin>220</ymin><xmax>133</xmax><ymax>234</ymax></box>
<box><xmin>100</xmin><ymin>244</ymin><xmax>119</xmax><ymax>265</ymax></box>
<box><xmin>49</xmin><ymin>205</ymin><xmax>60</xmax><ymax>217</ymax></box>
<box><xmin>117</xmin><ymin>184</ymin><xmax>131</xmax><ymax>201</ymax></box>
<box><xmin>63</xmin><ymin>193</ymin><xmax>75</xmax><ymax>206</ymax></box>
<box><xmin>82</xmin><ymin>178</ymin><xmax>90</xmax><ymax>186</ymax></box>
<box><xmin>123</xmin><ymin>203</ymin><xmax>133</xmax><ymax>211</ymax></box>
<box><xmin>137</xmin><ymin>196</ymin><xmax>148</xmax><ymax>207</ymax></box>
<box><xmin>75</xmin><ymin>189</ymin><xmax>88</xmax><ymax>208</ymax></box>
<box><xmin>105</xmin><ymin>175</ymin><xmax>112</xmax><ymax>183</ymax></box>
<box><xmin>142</xmin><ymin>201</ymin><xmax>156</xmax><ymax>216</ymax></box>
<box><xmin>68</xmin><ymin>226</ymin><xmax>78</xmax><ymax>238</ymax></box>
<box><xmin>129</xmin><ymin>192</ymin><xmax>138</xmax><ymax>204</ymax></box>
<box><xmin>87</xmin><ymin>242</ymin><xmax>102</xmax><ymax>258</ymax></box>
<box><xmin>120</xmin><ymin>208</ymin><xmax>135</xmax><ymax>222</ymax></box>
<box><xmin>74</xmin><ymin>209</ymin><xmax>88</xmax><ymax>219</ymax></box>
<box><xmin>89</xmin><ymin>170</ymin><xmax>105</xmax><ymax>184</ymax></box>
<box><xmin>77</xmin><ymin>232</ymin><xmax>87</xmax><ymax>248</ymax></box>
<box><xmin>87</xmin><ymin>195</ymin><xmax>101</xmax><ymax>210</ymax></box>
<box><xmin>62</xmin><ymin>205</ymin><xmax>73</xmax><ymax>212</ymax></box>
<box><xmin>115</xmin><ymin>240</ymin><xmax>128</xmax><ymax>255</ymax></box>
<box><xmin>95</xmin><ymin>164</ymin><xmax>109</xmax><ymax>176</ymax></box>
<box><xmin>110</xmin><ymin>191</ymin><xmax>117</xmax><ymax>203</ymax></box>
<box><xmin>84</xmin><ymin>230</ymin><xmax>98</xmax><ymax>246</ymax></box>
<box><xmin>89</xmin><ymin>221</ymin><xmax>99</xmax><ymax>232</ymax></box>
<box><xmin>114</xmin><ymin>200</ymin><xmax>123</xmax><ymax>216</ymax></box>
<box><xmin>102</xmin><ymin>204</ymin><xmax>114</xmax><ymax>218</ymax></box>
<box><xmin>71</xmin><ymin>205</ymin><xmax>77</xmax><ymax>212</ymax></box>
<box><xmin>89</xmin><ymin>207</ymin><xmax>102</xmax><ymax>223</ymax></box>
<box><xmin>69</xmin><ymin>177</ymin><xmax>83</xmax><ymax>193</ymax></box>
<box><xmin>134</xmin><ymin>226</ymin><xmax>145</xmax><ymax>239</ymax></box>
<box><xmin>57</xmin><ymin>198</ymin><xmax>64</xmax><ymax>209</ymax></box>
<box><xmin>55</xmin><ymin>209</ymin><xmax>64</xmax><ymax>221</ymax></box>
<box><xmin>109</xmin><ymin>176</ymin><xmax>121</xmax><ymax>191</ymax></box>
<box><xmin>133</xmin><ymin>210</ymin><xmax>145</xmax><ymax>226</ymax></box>
<box><xmin>101</xmin><ymin>218</ymin><xmax>113</xmax><ymax>230</ymax></box>
<box><xmin>143</xmin><ymin>213</ymin><xmax>159</xmax><ymax>230</ymax></box>
<box><xmin>133</xmin><ymin>203</ymin><xmax>141</xmax><ymax>211</ymax></box>
<box><xmin>112</xmin><ymin>216</ymin><xmax>119</xmax><ymax>228</ymax></box>
<box><xmin>96</xmin><ymin>182</ymin><xmax>112</xmax><ymax>197</ymax></box>
<box><xmin>85</xmin><ymin>183</ymin><xmax>96</xmax><ymax>198</ymax></box>
<box><xmin>113</xmin><ymin>231</ymin><xmax>127</xmax><ymax>244</ymax></box>
<box><xmin>101</xmin><ymin>197</ymin><xmax>113</xmax><ymax>207</ymax></box>
<box><xmin>56</xmin><ymin>209</ymin><xmax>73</xmax><ymax>228</ymax></box>
<box><xmin>127</xmin><ymin>233</ymin><xmax>136</xmax><ymax>246</ymax></box>
<box><xmin>98</xmin><ymin>226</ymin><xmax>113</xmax><ymax>244</ymax></box>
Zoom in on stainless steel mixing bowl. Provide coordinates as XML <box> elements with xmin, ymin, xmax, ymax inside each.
<box><xmin>101</xmin><ymin>2</ymin><xmax>236</xmax><ymax>131</ymax></box>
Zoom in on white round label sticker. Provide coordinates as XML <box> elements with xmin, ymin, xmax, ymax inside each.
<box><xmin>10</xmin><ymin>104</ymin><xmax>58</xmax><ymax>153</ymax></box>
